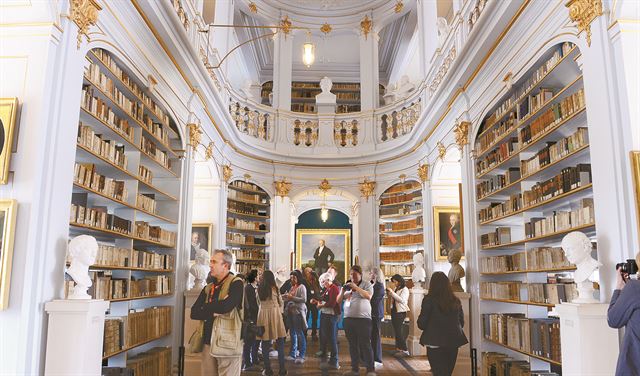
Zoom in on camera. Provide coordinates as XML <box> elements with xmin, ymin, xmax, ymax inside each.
<box><xmin>616</xmin><ymin>259</ymin><xmax>639</xmax><ymax>275</ymax></box>
<box><xmin>343</xmin><ymin>280</ymin><xmax>352</xmax><ymax>291</ymax></box>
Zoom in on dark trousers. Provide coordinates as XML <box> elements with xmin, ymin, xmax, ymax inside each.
<box><xmin>307</xmin><ymin>303</ymin><xmax>319</xmax><ymax>337</ymax></box>
<box><xmin>371</xmin><ymin>317</ymin><xmax>383</xmax><ymax>363</ymax></box>
<box><xmin>262</xmin><ymin>338</ymin><xmax>285</xmax><ymax>375</ymax></box>
<box><xmin>427</xmin><ymin>346</ymin><xmax>459</xmax><ymax>376</ymax></box>
<box><xmin>319</xmin><ymin>313</ymin><xmax>339</xmax><ymax>362</ymax></box>
<box><xmin>344</xmin><ymin>317</ymin><xmax>374</xmax><ymax>372</ymax></box>
<box><xmin>243</xmin><ymin>335</ymin><xmax>260</xmax><ymax>367</ymax></box>
<box><xmin>391</xmin><ymin>312</ymin><xmax>408</xmax><ymax>351</ymax></box>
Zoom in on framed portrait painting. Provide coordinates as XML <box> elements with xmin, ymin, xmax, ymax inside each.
<box><xmin>0</xmin><ymin>98</ymin><xmax>19</xmax><ymax>185</ymax></box>
<box><xmin>434</xmin><ymin>206</ymin><xmax>464</xmax><ymax>262</ymax></box>
<box><xmin>296</xmin><ymin>229</ymin><xmax>350</xmax><ymax>283</ymax></box>
<box><xmin>190</xmin><ymin>223</ymin><xmax>212</xmax><ymax>261</ymax></box>
<box><xmin>0</xmin><ymin>199</ymin><xmax>18</xmax><ymax>310</ymax></box>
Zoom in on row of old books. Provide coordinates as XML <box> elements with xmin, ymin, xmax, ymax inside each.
<box><xmin>480</xmin><ymin>227</ymin><xmax>512</xmax><ymax>247</ymax></box>
<box><xmin>480</xmin><ymin>280</ymin><xmax>577</xmax><ymax>305</ymax></box>
<box><xmin>81</xmin><ymin>86</ymin><xmax>135</xmax><ymax>142</ymax></box>
<box><xmin>383</xmin><ymin>181</ymin><xmax>421</xmax><ymax>195</ymax></box>
<box><xmin>232</xmin><ymin>249</ymin><xmax>267</xmax><ymax>260</ymax></box>
<box><xmin>519</xmin><ymin>89</ymin><xmax>586</xmax><ymax>147</ymax></box>
<box><xmin>77</xmin><ymin>123</ymin><xmax>128</xmax><ymax>169</ymax></box>
<box><xmin>379</xmin><ymin>201</ymin><xmax>422</xmax><ymax>217</ymax></box>
<box><xmin>225</xmin><ymin>232</ymin><xmax>266</xmax><ymax>245</ymax></box>
<box><xmin>379</xmin><ymin>250</ymin><xmax>417</xmax><ymax>262</ymax></box>
<box><xmin>138</xmin><ymin>165</ymin><xmax>153</xmax><ymax>184</ymax></box>
<box><xmin>380</xmin><ymin>264</ymin><xmax>412</xmax><ymax>277</ymax></box>
<box><xmin>75</xmin><ymin>244</ymin><xmax>174</xmax><ymax>270</ymax></box>
<box><xmin>103</xmin><ymin>317</ymin><xmax>124</xmax><ymax>356</ymax></box>
<box><xmin>291</xmin><ymin>103</ymin><xmax>316</xmax><ymax>113</ymax></box>
<box><xmin>85</xmin><ymin>62</ymin><xmax>144</xmax><ymax>123</ymax></box>
<box><xmin>131</xmin><ymin>249</ymin><xmax>175</xmax><ymax>270</ymax></box>
<box><xmin>518</xmin><ymin>88</ymin><xmax>554</xmax><ymax>121</ymax></box>
<box><xmin>63</xmin><ymin>271</ymin><xmax>126</xmax><ymax>300</ymax></box>
<box><xmin>130</xmin><ymin>275</ymin><xmax>173</xmax><ymax>298</ymax></box>
<box><xmin>476</xmin><ymin>168</ymin><xmax>521</xmax><ymax>199</ymax></box>
<box><xmin>136</xmin><ymin>193</ymin><xmax>157</xmax><ymax>214</ymax></box>
<box><xmin>480</xmin><ymin>247</ymin><xmax>572</xmax><ymax>273</ymax></box>
<box><xmin>525</xmin><ymin>198</ymin><xmax>594</xmax><ymax>238</ymax></box>
<box><xmin>482</xmin><ymin>313</ymin><xmax>562</xmax><ymax>363</ymax></box>
<box><xmin>70</xmin><ymin>203</ymin><xmax>131</xmax><ymax>235</ymax></box>
<box><xmin>380</xmin><ymin>190</ymin><xmax>421</xmax><ymax>205</ymax></box>
<box><xmin>229</xmin><ymin>180</ymin><xmax>265</xmax><ymax>193</ymax></box>
<box><xmin>476</xmin><ymin>137</ymin><xmax>519</xmax><ymax>176</ymax></box>
<box><xmin>134</xmin><ymin>222</ymin><xmax>176</xmax><ymax>246</ymax></box>
<box><xmin>379</xmin><ymin>217</ymin><xmax>423</xmax><ymax>232</ymax></box>
<box><xmin>475</xmin><ymin>112</ymin><xmax>517</xmax><ymax>156</ymax></box>
<box><xmin>380</xmin><ymin>233</ymin><xmax>423</xmax><ymax>246</ymax></box>
<box><xmin>520</xmin><ymin>127</ymin><xmax>589</xmax><ymax>176</ymax></box>
<box><xmin>228</xmin><ymin>201</ymin><xmax>269</xmax><ymax>217</ymax></box>
<box><xmin>482</xmin><ymin>352</ymin><xmax>560</xmax><ymax>376</ymax></box>
<box><xmin>227</xmin><ymin>217</ymin><xmax>267</xmax><ymax>231</ymax></box>
<box><xmin>228</xmin><ymin>189</ymin><xmax>267</xmax><ymax>204</ymax></box>
<box><xmin>478</xmin><ymin>164</ymin><xmax>592</xmax><ymax>222</ymax></box>
<box><xmin>236</xmin><ymin>261</ymin><xmax>267</xmax><ymax>274</ymax></box>
<box><xmin>140</xmin><ymin>135</ymin><xmax>171</xmax><ymax>170</ymax></box>
<box><xmin>141</xmin><ymin>115</ymin><xmax>170</xmax><ymax>147</ymax></box>
<box><xmin>145</xmin><ymin>99</ymin><xmax>171</xmax><ymax>127</ymax></box>
<box><xmin>125</xmin><ymin>306</ymin><xmax>172</xmax><ymax>347</ymax></box>
<box><xmin>74</xmin><ymin>163</ymin><xmax>128</xmax><ymax>202</ymax></box>
<box><xmin>126</xmin><ymin>347</ymin><xmax>172</xmax><ymax>376</ymax></box>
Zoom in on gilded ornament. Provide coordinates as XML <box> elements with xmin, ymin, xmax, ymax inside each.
<box><xmin>437</xmin><ymin>141</ymin><xmax>446</xmax><ymax>160</ymax></box>
<box><xmin>418</xmin><ymin>164</ymin><xmax>429</xmax><ymax>183</ymax></box>
<box><xmin>222</xmin><ymin>165</ymin><xmax>232</xmax><ymax>182</ymax></box>
<box><xmin>274</xmin><ymin>179</ymin><xmax>292</xmax><ymax>201</ymax></box>
<box><xmin>360</xmin><ymin>15</ymin><xmax>372</xmax><ymax>39</ymax></box>
<box><xmin>248</xmin><ymin>1</ymin><xmax>258</xmax><ymax>13</ymax></box>
<box><xmin>187</xmin><ymin>123</ymin><xmax>203</xmax><ymax>149</ymax></box>
<box><xmin>244</xmin><ymin>173</ymin><xmax>252</xmax><ymax>181</ymax></box>
<box><xmin>399</xmin><ymin>174</ymin><xmax>407</xmax><ymax>183</ymax></box>
<box><xmin>320</xmin><ymin>23</ymin><xmax>332</xmax><ymax>35</ymax></box>
<box><xmin>280</xmin><ymin>15</ymin><xmax>292</xmax><ymax>36</ymax></box>
<box><xmin>394</xmin><ymin>1</ymin><xmax>404</xmax><ymax>13</ymax></box>
<box><xmin>565</xmin><ymin>0</ymin><xmax>603</xmax><ymax>47</ymax></box>
<box><xmin>69</xmin><ymin>0</ymin><xmax>102</xmax><ymax>49</ymax></box>
<box><xmin>359</xmin><ymin>179</ymin><xmax>376</xmax><ymax>201</ymax></box>
<box><xmin>204</xmin><ymin>142</ymin><xmax>214</xmax><ymax>160</ymax></box>
<box><xmin>454</xmin><ymin>121</ymin><xmax>470</xmax><ymax>150</ymax></box>
<box><xmin>319</xmin><ymin>179</ymin><xmax>332</xmax><ymax>193</ymax></box>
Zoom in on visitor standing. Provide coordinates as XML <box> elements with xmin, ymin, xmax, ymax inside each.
<box><xmin>369</xmin><ymin>267</ymin><xmax>386</xmax><ymax>367</ymax></box>
<box><xmin>242</xmin><ymin>269</ymin><xmax>261</xmax><ymax>371</ymax></box>
<box><xmin>387</xmin><ymin>274</ymin><xmax>410</xmax><ymax>356</ymax></box>
<box><xmin>283</xmin><ymin>270</ymin><xmax>308</xmax><ymax>363</ymax></box>
<box><xmin>257</xmin><ymin>270</ymin><xmax>288</xmax><ymax>376</ymax></box>
<box><xmin>312</xmin><ymin>272</ymin><xmax>341</xmax><ymax>370</ymax></box>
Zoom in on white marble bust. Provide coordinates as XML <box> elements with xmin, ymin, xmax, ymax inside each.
<box><xmin>275</xmin><ymin>264</ymin><xmax>289</xmax><ymax>288</ymax></box>
<box><xmin>316</xmin><ymin>76</ymin><xmax>336</xmax><ymax>103</ymax></box>
<box><xmin>66</xmin><ymin>235</ymin><xmax>98</xmax><ymax>300</ymax></box>
<box><xmin>412</xmin><ymin>252</ymin><xmax>427</xmax><ymax>285</ymax></box>
<box><xmin>561</xmin><ymin>231</ymin><xmax>600</xmax><ymax>303</ymax></box>
<box><xmin>189</xmin><ymin>248</ymin><xmax>210</xmax><ymax>290</ymax></box>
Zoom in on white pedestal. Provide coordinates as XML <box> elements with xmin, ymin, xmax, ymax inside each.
<box><xmin>184</xmin><ymin>289</ymin><xmax>203</xmax><ymax>376</ymax></box>
<box><xmin>453</xmin><ymin>292</ymin><xmax>471</xmax><ymax>376</ymax></box>
<box><xmin>44</xmin><ymin>299</ymin><xmax>109</xmax><ymax>376</ymax></box>
<box><xmin>555</xmin><ymin>303</ymin><xmax>619</xmax><ymax>376</ymax></box>
<box><xmin>408</xmin><ymin>286</ymin><xmax>426</xmax><ymax>356</ymax></box>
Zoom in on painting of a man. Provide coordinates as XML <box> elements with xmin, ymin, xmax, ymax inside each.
<box><xmin>297</xmin><ymin>229</ymin><xmax>350</xmax><ymax>283</ymax></box>
<box><xmin>190</xmin><ymin>224</ymin><xmax>211</xmax><ymax>261</ymax></box>
<box><xmin>434</xmin><ymin>207</ymin><xmax>463</xmax><ymax>261</ymax></box>
<box><xmin>313</xmin><ymin>239</ymin><xmax>335</xmax><ymax>275</ymax></box>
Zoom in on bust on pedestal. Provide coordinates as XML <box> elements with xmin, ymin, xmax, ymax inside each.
<box><xmin>66</xmin><ymin>234</ymin><xmax>98</xmax><ymax>299</ymax></box>
<box><xmin>561</xmin><ymin>231</ymin><xmax>600</xmax><ymax>303</ymax></box>
<box><xmin>447</xmin><ymin>249</ymin><xmax>465</xmax><ymax>292</ymax></box>
<box><xmin>189</xmin><ymin>248</ymin><xmax>210</xmax><ymax>291</ymax></box>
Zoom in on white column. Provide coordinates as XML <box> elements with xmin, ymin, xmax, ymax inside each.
<box><xmin>272</xmin><ymin>32</ymin><xmax>293</xmax><ymax>111</ymax></box>
<box><xmin>272</xmin><ymin>195</ymin><xmax>293</xmax><ymax>272</ymax></box>
<box><xmin>359</xmin><ymin>31</ymin><xmax>380</xmax><ymax>111</ymax></box>
<box><xmin>357</xmin><ymin>195</ymin><xmax>377</xmax><ymax>268</ymax></box>
<box><xmin>407</xmin><ymin>286</ymin><xmax>427</xmax><ymax>356</ymax></box>
<box><xmin>212</xmin><ymin>0</ymin><xmax>234</xmax><ymax>72</ymax></box>
<box><xmin>416</xmin><ymin>0</ymin><xmax>439</xmax><ymax>74</ymax></box>
<box><xmin>215</xmin><ymin>183</ymin><xmax>228</xmax><ymax>249</ymax></box>
<box><xmin>422</xmin><ymin>181</ymin><xmax>435</xmax><ymax>276</ymax></box>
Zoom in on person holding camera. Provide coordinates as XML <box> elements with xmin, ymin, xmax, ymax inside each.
<box><xmin>607</xmin><ymin>252</ymin><xmax>640</xmax><ymax>376</ymax></box>
<box><xmin>338</xmin><ymin>265</ymin><xmax>376</xmax><ymax>376</ymax></box>
<box><xmin>312</xmin><ymin>272</ymin><xmax>341</xmax><ymax>370</ymax></box>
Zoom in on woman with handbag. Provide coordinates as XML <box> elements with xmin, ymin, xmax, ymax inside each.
<box><xmin>283</xmin><ymin>269</ymin><xmax>308</xmax><ymax>363</ymax></box>
<box><xmin>417</xmin><ymin>272</ymin><xmax>468</xmax><ymax>376</ymax></box>
<box><xmin>257</xmin><ymin>270</ymin><xmax>288</xmax><ymax>376</ymax></box>
<box><xmin>243</xmin><ymin>269</ymin><xmax>261</xmax><ymax>371</ymax></box>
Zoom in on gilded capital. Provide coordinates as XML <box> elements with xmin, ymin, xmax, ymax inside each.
<box><xmin>274</xmin><ymin>179</ymin><xmax>292</xmax><ymax>201</ymax></box>
<box><xmin>204</xmin><ymin>142</ymin><xmax>214</xmax><ymax>160</ymax></box>
<box><xmin>187</xmin><ymin>123</ymin><xmax>203</xmax><ymax>149</ymax></box>
<box><xmin>69</xmin><ymin>0</ymin><xmax>102</xmax><ymax>49</ymax></box>
<box><xmin>565</xmin><ymin>0</ymin><xmax>603</xmax><ymax>47</ymax></box>
<box><xmin>359</xmin><ymin>179</ymin><xmax>376</xmax><ymax>202</ymax></box>
<box><xmin>437</xmin><ymin>141</ymin><xmax>447</xmax><ymax>160</ymax></box>
<box><xmin>319</xmin><ymin>179</ymin><xmax>332</xmax><ymax>193</ymax></box>
<box><xmin>360</xmin><ymin>15</ymin><xmax>373</xmax><ymax>39</ymax></box>
<box><xmin>248</xmin><ymin>1</ymin><xmax>258</xmax><ymax>13</ymax></box>
<box><xmin>394</xmin><ymin>1</ymin><xmax>404</xmax><ymax>13</ymax></box>
<box><xmin>454</xmin><ymin>121</ymin><xmax>471</xmax><ymax>150</ymax></box>
<box><xmin>418</xmin><ymin>164</ymin><xmax>429</xmax><ymax>183</ymax></box>
<box><xmin>222</xmin><ymin>165</ymin><xmax>232</xmax><ymax>183</ymax></box>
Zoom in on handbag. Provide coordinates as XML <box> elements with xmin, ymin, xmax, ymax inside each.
<box><xmin>187</xmin><ymin>321</ymin><xmax>205</xmax><ymax>353</ymax></box>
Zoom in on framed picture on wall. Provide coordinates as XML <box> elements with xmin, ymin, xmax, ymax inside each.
<box><xmin>296</xmin><ymin>229</ymin><xmax>350</xmax><ymax>283</ymax></box>
<box><xmin>190</xmin><ymin>223</ymin><xmax>212</xmax><ymax>261</ymax></box>
<box><xmin>433</xmin><ymin>206</ymin><xmax>464</xmax><ymax>262</ymax></box>
<box><xmin>0</xmin><ymin>98</ymin><xmax>19</xmax><ymax>185</ymax></box>
<box><xmin>0</xmin><ymin>199</ymin><xmax>18</xmax><ymax>310</ymax></box>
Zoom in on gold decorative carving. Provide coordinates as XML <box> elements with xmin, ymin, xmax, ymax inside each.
<box><xmin>454</xmin><ymin>121</ymin><xmax>471</xmax><ymax>150</ymax></box>
<box><xmin>244</xmin><ymin>173</ymin><xmax>252</xmax><ymax>181</ymax></box>
<box><xmin>320</xmin><ymin>23</ymin><xmax>332</xmax><ymax>35</ymax></box>
<box><xmin>0</xmin><ymin>99</ymin><xmax>19</xmax><ymax>185</ymax></box>
<box><xmin>222</xmin><ymin>165</ymin><xmax>232</xmax><ymax>182</ymax></box>
<box><xmin>69</xmin><ymin>0</ymin><xmax>102</xmax><ymax>48</ymax></box>
<box><xmin>565</xmin><ymin>0</ymin><xmax>603</xmax><ymax>46</ymax></box>
<box><xmin>428</xmin><ymin>46</ymin><xmax>457</xmax><ymax>97</ymax></box>
<box><xmin>204</xmin><ymin>142</ymin><xmax>214</xmax><ymax>160</ymax></box>
<box><xmin>394</xmin><ymin>1</ymin><xmax>404</xmax><ymax>13</ymax></box>
<box><xmin>418</xmin><ymin>164</ymin><xmax>429</xmax><ymax>183</ymax></box>
<box><xmin>319</xmin><ymin>179</ymin><xmax>332</xmax><ymax>193</ymax></box>
<box><xmin>631</xmin><ymin>151</ymin><xmax>640</xmax><ymax>240</ymax></box>
<box><xmin>280</xmin><ymin>15</ymin><xmax>292</xmax><ymax>36</ymax></box>
<box><xmin>399</xmin><ymin>174</ymin><xmax>407</xmax><ymax>183</ymax></box>
<box><xmin>437</xmin><ymin>141</ymin><xmax>446</xmax><ymax>160</ymax></box>
<box><xmin>274</xmin><ymin>178</ymin><xmax>292</xmax><ymax>201</ymax></box>
<box><xmin>187</xmin><ymin>123</ymin><xmax>203</xmax><ymax>149</ymax></box>
<box><xmin>360</xmin><ymin>15</ymin><xmax>372</xmax><ymax>39</ymax></box>
<box><xmin>248</xmin><ymin>1</ymin><xmax>258</xmax><ymax>13</ymax></box>
<box><xmin>359</xmin><ymin>179</ymin><xmax>376</xmax><ymax>201</ymax></box>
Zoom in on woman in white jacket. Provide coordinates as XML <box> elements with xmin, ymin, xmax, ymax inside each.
<box><xmin>387</xmin><ymin>274</ymin><xmax>410</xmax><ymax>355</ymax></box>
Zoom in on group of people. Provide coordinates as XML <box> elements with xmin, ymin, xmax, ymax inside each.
<box><xmin>191</xmin><ymin>249</ymin><xmax>468</xmax><ymax>376</ymax></box>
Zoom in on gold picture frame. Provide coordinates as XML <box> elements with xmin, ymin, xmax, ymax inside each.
<box><xmin>631</xmin><ymin>151</ymin><xmax>640</xmax><ymax>240</ymax></box>
<box><xmin>434</xmin><ymin>206</ymin><xmax>464</xmax><ymax>261</ymax></box>
<box><xmin>0</xmin><ymin>98</ymin><xmax>19</xmax><ymax>185</ymax></box>
<box><xmin>296</xmin><ymin>229</ymin><xmax>351</xmax><ymax>283</ymax></box>
<box><xmin>190</xmin><ymin>223</ymin><xmax>213</xmax><ymax>261</ymax></box>
<box><xmin>0</xmin><ymin>199</ymin><xmax>18</xmax><ymax>310</ymax></box>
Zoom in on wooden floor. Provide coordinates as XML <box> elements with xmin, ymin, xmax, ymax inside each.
<box><xmin>241</xmin><ymin>334</ymin><xmax>433</xmax><ymax>376</ymax></box>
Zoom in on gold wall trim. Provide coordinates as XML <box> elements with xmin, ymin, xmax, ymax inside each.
<box><xmin>0</xmin><ymin>199</ymin><xmax>18</xmax><ymax>310</ymax></box>
<box><xmin>631</xmin><ymin>151</ymin><xmax>640</xmax><ymax>243</ymax></box>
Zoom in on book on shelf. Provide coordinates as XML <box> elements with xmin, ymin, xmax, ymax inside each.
<box><xmin>480</xmin><ymin>246</ymin><xmax>572</xmax><ymax>273</ymax></box>
<box><xmin>236</xmin><ymin>262</ymin><xmax>268</xmax><ymax>274</ymax></box>
<box><xmin>227</xmin><ymin>217</ymin><xmax>267</xmax><ymax>231</ymax></box>
<box><xmin>132</xmin><ymin>249</ymin><xmax>175</xmax><ymax>270</ymax></box>
<box><xmin>379</xmin><ymin>233</ymin><xmax>423</xmax><ymax>246</ymax></box>
<box><xmin>379</xmin><ymin>201</ymin><xmax>422</xmax><ymax>217</ymax></box>
<box><xmin>382</xmin><ymin>181</ymin><xmax>421</xmax><ymax>195</ymax></box>
<box><xmin>85</xmin><ymin>62</ymin><xmax>144</xmax><ymax>123</ymax></box>
<box><xmin>130</xmin><ymin>275</ymin><xmax>173</xmax><ymax>298</ymax></box>
<box><xmin>379</xmin><ymin>217</ymin><xmax>423</xmax><ymax>232</ymax></box>
<box><xmin>134</xmin><ymin>221</ymin><xmax>176</xmax><ymax>246</ymax></box>
<box><xmin>64</xmin><ymin>270</ymin><xmax>128</xmax><ymax>300</ymax></box>
<box><xmin>477</xmin><ymin>168</ymin><xmax>521</xmax><ymax>199</ymax></box>
<box><xmin>480</xmin><ymin>227</ymin><xmax>512</xmax><ymax>247</ymax></box>
<box><xmin>81</xmin><ymin>86</ymin><xmax>135</xmax><ymax>142</ymax></box>
<box><xmin>480</xmin><ymin>280</ymin><xmax>577</xmax><ymax>304</ymax></box>
<box><xmin>74</xmin><ymin>163</ymin><xmax>128</xmax><ymax>202</ymax></box>
<box><xmin>71</xmin><ymin>194</ymin><xmax>132</xmax><ymax>234</ymax></box>
<box><xmin>229</xmin><ymin>180</ymin><xmax>266</xmax><ymax>193</ymax></box>
<box><xmin>520</xmin><ymin>127</ymin><xmax>589</xmax><ymax>176</ymax></box>
<box><xmin>142</xmin><ymin>115</ymin><xmax>170</xmax><ymax>147</ymax></box>
<box><xmin>77</xmin><ymin>123</ymin><xmax>128</xmax><ymax>169</ymax></box>
<box><xmin>140</xmin><ymin>135</ymin><xmax>171</xmax><ymax>170</ymax></box>
<box><xmin>482</xmin><ymin>352</ymin><xmax>560</xmax><ymax>376</ymax></box>
<box><xmin>476</xmin><ymin>137</ymin><xmax>520</xmax><ymax>176</ymax></box>
<box><xmin>91</xmin><ymin>244</ymin><xmax>131</xmax><ymax>267</ymax></box>
<box><xmin>124</xmin><ymin>306</ymin><xmax>172</xmax><ymax>346</ymax></box>
<box><xmin>138</xmin><ymin>165</ymin><xmax>153</xmax><ymax>184</ymax></box>
<box><xmin>226</xmin><ymin>232</ymin><xmax>266</xmax><ymax>245</ymax></box>
<box><xmin>136</xmin><ymin>193</ymin><xmax>157</xmax><ymax>214</ymax></box>
<box><xmin>380</xmin><ymin>264</ymin><xmax>413</xmax><ymax>276</ymax></box>
<box><xmin>228</xmin><ymin>189</ymin><xmax>268</xmax><ymax>204</ymax></box>
<box><xmin>380</xmin><ymin>190</ymin><xmax>421</xmax><ymax>205</ymax></box>
<box><xmin>126</xmin><ymin>347</ymin><xmax>172</xmax><ymax>376</ymax></box>
<box><xmin>232</xmin><ymin>248</ymin><xmax>267</xmax><ymax>260</ymax></box>
<box><xmin>103</xmin><ymin>317</ymin><xmax>125</xmax><ymax>356</ymax></box>
<box><xmin>525</xmin><ymin>198</ymin><xmax>594</xmax><ymax>238</ymax></box>
<box><xmin>475</xmin><ymin>112</ymin><xmax>517</xmax><ymax>154</ymax></box>
<box><xmin>379</xmin><ymin>250</ymin><xmax>421</xmax><ymax>262</ymax></box>
<box><xmin>228</xmin><ymin>200</ymin><xmax>269</xmax><ymax>217</ymax></box>
<box><xmin>518</xmin><ymin>88</ymin><xmax>554</xmax><ymax>120</ymax></box>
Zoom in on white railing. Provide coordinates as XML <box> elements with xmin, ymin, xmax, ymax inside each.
<box><xmin>334</xmin><ymin>119</ymin><xmax>359</xmax><ymax>147</ymax></box>
<box><xmin>228</xmin><ymin>100</ymin><xmax>272</xmax><ymax>141</ymax></box>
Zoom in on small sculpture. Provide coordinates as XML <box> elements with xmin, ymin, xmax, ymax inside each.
<box><xmin>436</xmin><ymin>17</ymin><xmax>451</xmax><ymax>47</ymax></box>
<box><xmin>189</xmin><ymin>249</ymin><xmax>210</xmax><ymax>290</ymax></box>
<box><xmin>275</xmin><ymin>265</ymin><xmax>289</xmax><ymax>288</ymax></box>
<box><xmin>447</xmin><ymin>249</ymin><xmax>465</xmax><ymax>292</ymax></box>
<box><xmin>412</xmin><ymin>252</ymin><xmax>427</xmax><ymax>285</ymax></box>
<box><xmin>316</xmin><ymin>76</ymin><xmax>336</xmax><ymax>103</ymax></box>
<box><xmin>66</xmin><ymin>235</ymin><xmax>99</xmax><ymax>300</ymax></box>
<box><xmin>561</xmin><ymin>231</ymin><xmax>600</xmax><ymax>303</ymax></box>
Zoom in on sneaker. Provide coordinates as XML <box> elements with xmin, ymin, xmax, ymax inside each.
<box><xmin>401</xmin><ymin>350</ymin><xmax>410</xmax><ymax>357</ymax></box>
<box><xmin>270</xmin><ymin>350</ymin><xmax>278</xmax><ymax>358</ymax></box>
<box><xmin>285</xmin><ymin>355</ymin><xmax>296</xmax><ymax>361</ymax></box>
<box><xmin>294</xmin><ymin>358</ymin><xmax>305</xmax><ymax>364</ymax></box>
<box><xmin>374</xmin><ymin>362</ymin><xmax>383</xmax><ymax>369</ymax></box>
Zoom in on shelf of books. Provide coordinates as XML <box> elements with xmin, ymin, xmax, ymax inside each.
<box><xmin>68</xmin><ymin>48</ymin><xmax>180</xmax><ymax>373</ymax></box>
<box><xmin>473</xmin><ymin>42</ymin><xmax>596</xmax><ymax>375</ymax></box>
<box><xmin>378</xmin><ymin>180</ymin><xmax>422</xmax><ymax>337</ymax></box>
<box><xmin>226</xmin><ymin>180</ymin><xmax>271</xmax><ymax>273</ymax></box>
